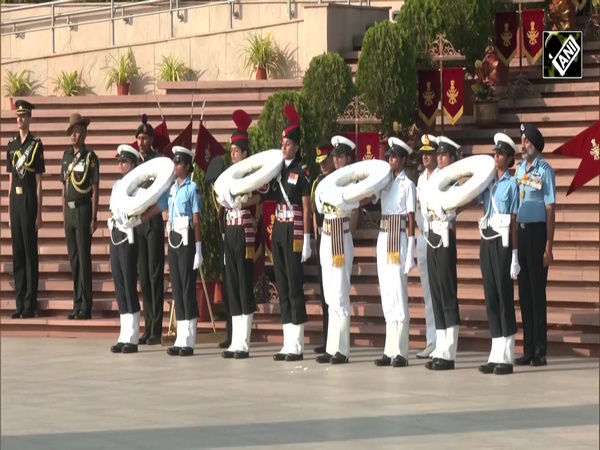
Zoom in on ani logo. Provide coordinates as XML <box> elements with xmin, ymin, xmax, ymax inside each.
<box><xmin>542</xmin><ymin>30</ymin><xmax>583</xmax><ymax>80</ymax></box>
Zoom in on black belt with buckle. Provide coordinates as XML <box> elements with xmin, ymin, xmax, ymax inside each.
<box><xmin>518</xmin><ymin>222</ymin><xmax>545</xmax><ymax>229</ymax></box>
<box><xmin>66</xmin><ymin>197</ymin><xmax>91</xmax><ymax>209</ymax></box>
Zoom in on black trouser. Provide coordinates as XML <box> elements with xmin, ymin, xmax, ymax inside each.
<box><xmin>110</xmin><ymin>229</ymin><xmax>140</xmax><ymax>315</ymax></box>
<box><xmin>480</xmin><ymin>229</ymin><xmax>517</xmax><ymax>338</ymax></box>
<box><xmin>272</xmin><ymin>221</ymin><xmax>307</xmax><ymax>325</ymax></box>
<box><xmin>316</xmin><ymin>231</ymin><xmax>328</xmax><ymax>344</ymax></box>
<box><xmin>168</xmin><ymin>229</ymin><xmax>198</xmax><ymax>321</ymax></box>
<box><xmin>426</xmin><ymin>229</ymin><xmax>460</xmax><ymax>329</ymax></box>
<box><xmin>64</xmin><ymin>199</ymin><xmax>93</xmax><ymax>315</ymax></box>
<box><xmin>517</xmin><ymin>222</ymin><xmax>548</xmax><ymax>357</ymax></box>
<box><xmin>224</xmin><ymin>225</ymin><xmax>256</xmax><ymax>316</ymax></box>
<box><xmin>10</xmin><ymin>189</ymin><xmax>39</xmax><ymax>314</ymax></box>
<box><xmin>219</xmin><ymin>234</ymin><xmax>232</xmax><ymax>342</ymax></box>
<box><xmin>137</xmin><ymin>215</ymin><xmax>165</xmax><ymax>339</ymax></box>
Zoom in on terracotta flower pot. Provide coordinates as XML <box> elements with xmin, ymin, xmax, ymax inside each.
<box><xmin>474</xmin><ymin>99</ymin><xmax>499</xmax><ymax>129</ymax></box>
<box><xmin>255</xmin><ymin>66</ymin><xmax>267</xmax><ymax>80</ymax></box>
<box><xmin>9</xmin><ymin>98</ymin><xmax>16</xmax><ymax>110</ymax></box>
<box><xmin>117</xmin><ymin>83</ymin><xmax>130</xmax><ymax>95</ymax></box>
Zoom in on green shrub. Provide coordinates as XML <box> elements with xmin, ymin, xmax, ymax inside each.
<box><xmin>355</xmin><ymin>20</ymin><xmax>417</xmax><ymax>135</ymax></box>
<box><xmin>302</xmin><ymin>52</ymin><xmax>356</xmax><ymax>141</ymax></box>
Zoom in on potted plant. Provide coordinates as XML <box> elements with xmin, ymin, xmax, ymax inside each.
<box><xmin>157</xmin><ymin>54</ymin><xmax>196</xmax><ymax>82</ymax></box>
<box><xmin>241</xmin><ymin>32</ymin><xmax>281</xmax><ymax>80</ymax></box>
<box><xmin>104</xmin><ymin>48</ymin><xmax>140</xmax><ymax>95</ymax></box>
<box><xmin>3</xmin><ymin>69</ymin><xmax>32</xmax><ymax>109</ymax></box>
<box><xmin>546</xmin><ymin>0</ymin><xmax>571</xmax><ymax>30</ymax></box>
<box><xmin>52</xmin><ymin>70</ymin><xmax>83</xmax><ymax>96</ymax></box>
<box><xmin>472</xmin><ymin>59</ymin><xmax>498</xmax><ymax>129</ymax></box>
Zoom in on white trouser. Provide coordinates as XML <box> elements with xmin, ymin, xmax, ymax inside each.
<box><xmin>432</xmin><ymin>325</ymin><xmax>459</xmax><ymax>361</ymax></box>
<box><xmin>376</xmin><ymin>231</ymin><xmax>409</xmax><ymax>323</ymax></box>
<box><xmin>174</xmin><ymin>319</ymin><xmax>197</xmax><ymax>349</ymax></box>
<box><xmin>489</xmin><ymin>334</ymin><xmax>515</xmax><ymax>364</ymax></box>
<box><xmin>417</xmin><ymin>233</ymin><xmax>436</xmax><ymax>347</ymax></box>
<box><xmin>117</xmin><ymin>312</ymin><xmax>140</xmax><ymax>345</ymax></box>
<box><xmin>320</xmin><ymin>231</ymin><xmax>354</xmax><ymax>357</ymax></box>
<box><xmin>382</xmin><ymin>321</ymin><xmax>410</xmax><ymax>359</ymax></box>
<box><xmin>228</xmin><ymin>314</ymin><xmax>254</xmax><ymax>353</ymax></box>
<box><xmin>280</xmin><ymin>323</ymin><xmax>304</xmax><ymax>355</ymax></box>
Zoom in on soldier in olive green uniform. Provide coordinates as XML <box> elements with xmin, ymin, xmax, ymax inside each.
<box><xmin>6</xmin><ymin>100</ymin><xmax>45</xmax><ymax>319</ymax></box>
<box><xmin>60</xmin><ymin>113</ymin><xmax>100</xmax><ymax>320</ymax></box>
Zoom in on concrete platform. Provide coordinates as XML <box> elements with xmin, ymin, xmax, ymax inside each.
<box><xmin>1</xmin><ymin>338</ymin><xmax>599</xmax><ymax>449</ymax></box>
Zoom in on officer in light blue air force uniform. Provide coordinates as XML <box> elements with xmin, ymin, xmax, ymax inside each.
<box><xmin>513</xmin><ymin>123</ymin><xmax>556</xmax><ymax>368</ymax></box>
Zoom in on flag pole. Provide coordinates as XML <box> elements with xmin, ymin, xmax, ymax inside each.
<box><xmin>200</xmin><ymin>100</ymin><xmax>206</xmax><ymax>124</ymax></box>
<box><xmin>155</xmin><ymin>95</ymin><xmax>165</xmax><ymax>121</ymax></box>
<box><xmin>190</xmin><ymin>92</ymin><xmax>195</xmax><ymax>121</ymax></box>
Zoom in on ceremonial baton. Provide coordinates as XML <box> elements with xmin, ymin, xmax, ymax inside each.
<box><xmin>198</xmin><ymin>266</ymin><xmax>217</xmax><ymax>333</ymax></box>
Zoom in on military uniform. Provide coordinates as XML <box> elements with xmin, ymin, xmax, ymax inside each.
<box><xmin>515</xmin><ymin>124</ymin><xmax>555</xmax><ymax>367</ymax></box>
<box><xmin>135</xmin><ymin>117</ymin><xmax>167</xmax><ymax>345</ymax></box>
<box><xmin>477</xmin><ymin>133</ymin><xmax>520</xmax><ymax>375</ymax></box>
<box><xmin>60</xmin><ymin>113</ymin><xmax>99</xmax><ymax>320</ymax></box>
<box><xmin>6</xmin><ymin>100</ymin><xmax>45</xmax><ymax>319</ymax></box>
<box><xmin>259</xmin><ymin>104</ymin><xmax>311</xmax><ymax>362</ymax></box>
<box><xmin>109</xmin><ymin>145</ymin><xmax>142</xmax><ymax>354</ymax></box>
<box><xmin>310</xmin><ymin>142</ymin><xmax>334</xmax><ymax>354</ymax></box>
<box><xmin>374</xmin><ymin>137</ymin><xmax>416</xmax><ymax>368</ymax></box>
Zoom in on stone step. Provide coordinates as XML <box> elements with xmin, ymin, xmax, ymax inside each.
<box><xmin>498</xmin><ymin>95</ymin><xmax>600</xmax><ymax>111</ymax></box>
<box><xmin>437</xmin><ymin>111</ymin><xmax>599</xmax><ymax>128</ymax></box>
<box><xmin>156</xmin><ymin>79</ymin><xmax>303</xmax><ymax>94</ymax></box>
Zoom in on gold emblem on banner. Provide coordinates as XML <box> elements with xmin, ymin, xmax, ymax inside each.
<box><xmin>267</xmin><ymin>214</ymin><xmax>275</xmax><ymax>238</ymax></box>
<box><xmin>363</xmin><ymin>144</ymin><xmax>374</xmax><ymax>161</ymax></box>
<box><xmin>204</xmin><ymin>144</ymin><xmax>211</xmax><ymax>163</ymax></box>
<box><xmin>501</xmin><ymin>23</ymin><xmax>512</xmax><ymax>47</ymax></box>
<box><xmin>527</xmin><ymin>21</ymin><xmax>539</xmax><ymax>46</ymax></box>
<box><xmin>591</xmin><ymin>139</ymin><xmax>599</xmax><ymax>161</ymax></box>
<box><xmin>423</xmin><ymin>81</ymin><xmax>435</xmax><ymax>106</ymax></box>
<box><xmin>446</xmin><ymin>80</ymin><xmax>458</xmax><ymax>105</ymax></box>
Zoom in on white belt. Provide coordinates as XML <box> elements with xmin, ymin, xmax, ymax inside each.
<box><xmin>275</xmin><ymin>210</ymin><xmax>294</xmax><ymax>220</ymax></box>
<box><xmin>226</xmin><ymin>210</ymin><xmax>244</xmax><ymax>220</ymax></box>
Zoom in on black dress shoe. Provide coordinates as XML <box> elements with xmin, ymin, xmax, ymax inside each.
<box><xmin>20</xmin><ymin>311</ymin><xmax>35</xmax><ymax>318</ymax></box>
<box><xmin>374</xmin><ymin>355</ymin><xmax>392</xmax><ymax>367</ymax></box>
<box><xmin>316</xmin><ymin>353</ymin><xmax>332</xmax><ymax>363</ymax></box>
<box><xmin>234</xmin><ymin>351</ymin><xmax>249</xmax><ymax>359</ymax></box>
<box><xmin>273</xmin><ymin>353</ymin><xmax>286</xmax><ymax>361</ymax></box>
<box><xmin>74</xmin><ymin>312</ymin><xmax>91</xmax><ymax>320</ymax></box>
<box><xmin>146</xmin><ymin>336</ymin><xmax>160</xmax><ymax>346</ymax></box>
<box><xmin>425</xmin><ymin>357</ymin><xmax>439</xmax><ymax>370</ymax></box>
<box><xmin>531</xmin><ymin>355</ymin><xmax>547</xmax><ymax>367</ymax></box>
<box><xmin>392</xmin><ymin>355</ymin><xmax>409</xmax><ymax>368</ymax></box>
<box><xmin>218</xmin><ymin>340</ymin><xmax>231</xmax><ymax>349</ymax></box>
<box><xmin>122</xmin><ymin>344</ymin><xmax>138</xmax><ymax>354</ymax></box>
<box><xmin>314</xmin><ymin>345</ymin><xmax>326</xmax><ymax>354</ymax></box>
<box><xmin>494</xmin><ymin>363</ymin><xmax>514</xmax><ymax>375</ymax></box>
<box><xmin>431</xmin><ymin>358</ymin><xmax>455</xmax><ymax>370</ymax></box>
<box><xmin>330</xmin><ymin>352</ymin><xmax>349</xmax><ymax>364</ymax></box>
<box><xmin>221</xmin><ymin>350</ymin><xmax>235</xmax><ymax>359</ymax></box>
<box><xmin>11</xmin><ymin>311</ymin><xmax>23</xmax><ymax>319</ymax></box>
<box><xmin>139</xmin><ymin>334</ymin><xmax>149</xmax><ymax>345</ymax></box>
<box><xmin>285</xmin><ymin>353</ymin><xmax>303</xmax><ymax>362</ymax></box>
<box><xmin>67</xmin><ymin>311</ymin><xmax>79</xmax><ymax>320</ymax></box>
<box><xmin>514</xmin><ymin>354</ymin><xmax>532</xmax><ymax>366</ymax></box>
<box><xmin>179</xmin><ymin>347</ymin><xmax>194</xmax><ymax>357</ymax></box>
<box><xmin>111</xmin><ymin>342</ymin><xmax>125</xmax><ymax>353</ymax></box>
<box><xmin>479</xmin><ymin>362</ymin><xmax>497</xmax><ymax>374</ymax></box>
<box><xmin>167</xmin><ymin>346</ymin><xmax>181</xmax><ymax>356</ymax></box>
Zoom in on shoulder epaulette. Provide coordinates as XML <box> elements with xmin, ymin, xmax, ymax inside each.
<box><xmin>8</xmin><ymin>136</ymin><xmax>16</xmax><ymax>143</ymax></box>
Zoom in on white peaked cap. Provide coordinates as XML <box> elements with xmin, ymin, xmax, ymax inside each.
<box><xmin>173</xmin><ymin>145</ymin><xmax>195</xmax><ymax>158</ymax></box>
<box><xmin>421</xmin><ymin>134</ymin><xmax>438</xmax><ymax>145</ymax></box>
<box><xmin>494</xmin><ymin>132</ymin><xmax>518</xmax><ymax>153</ymax></box>
<box><xmin>331</xmin><ymin>135</ymin><xmax>356</xmax><ymax>150</ymax></box>
<box><xmin>437</xmin><ymin>136</ymin><xmax>461</xmax><ymax>150</ymax></box>
<box><xmin>117</xmin><ymin>144</ymin><xmax>140</xmax><ymax>161</ymax></box>
<box><xmin>388</xmin><ymin>137</ymin><xmax>413</xmax><ymax>155</ymax></box>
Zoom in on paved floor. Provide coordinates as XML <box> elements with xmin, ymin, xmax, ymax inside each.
<box><xmin>1</xmin><ymin>338</ymin><xmax>598</xmax><ymax>450</ymax></box>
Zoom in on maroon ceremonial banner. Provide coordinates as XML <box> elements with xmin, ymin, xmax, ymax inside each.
<box><xmin>553</xmin><ymin>121</ymin><xmax>600</xmax><ymax>196</ymax></box>
<box><xmin>163</xmin><ymin>120</ymin><xmax>193</xmax><ymax>159</ymax></box>
<box><xmin>522</xmin><ymin>9</ymin><xmax>544</xmax><ymax>65</ymax></box>
<box><xmin>262</xmin><ymin>200</ymin><xmax>277</xmax><ymax>262</ymax></box>
<box><xmin>418</xmin><ymin>69</ymin><xmax>440</xmax><ymax>127</ymax></box>
<box><xmin>342</xmin><ymin>132</ymin><xmax>381</xmax><ymax>161</ymax></box>
<box><xmin>442</xmin><ymin>67</ymin><xmax>464</xmax><ymax>126</ymax></box>
<box><xmin>495</xmin><ymin>11</ymin><xmax>518</xmax><ymax>66</ymax></box>
<box><xmin>195</xmin><ymin>121</ymin><xmax>225</xmax><ymax>172</ymax></box>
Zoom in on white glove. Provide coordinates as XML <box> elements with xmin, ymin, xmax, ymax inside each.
<box><xmin>510</xmin><ymin>249</ymin><xmax>520</xmax><ymax>279</ymax></box>
<box><xmin>120</xmin><ymin>213</ymin><xmax>141</xmax><ymax>230</ymax></box>
<box><xmin>403</xmin><ymin>236</ymin><xmax>416</xmax><ymax>275</ymax></box>
<box><xmin>193</xmin><ymin>241</ymin><xmax>203</xmax><ymax>270</ymax></box>
<box><xmin>301</xmin><ymin>233</ymin><xmax>312</xmax><ymax>263</ymax></box>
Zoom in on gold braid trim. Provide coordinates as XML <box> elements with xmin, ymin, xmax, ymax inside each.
<box><xmin>69</xmin><ymin>153</ymin><xmax>92</xmax><ymax>194</ymax></box>
<box><xmin>13</xmin><ymin>140</ymin><xmax>40</xmax><ymax>173</ymax></box>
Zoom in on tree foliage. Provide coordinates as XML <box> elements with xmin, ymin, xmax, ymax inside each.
<box><xmin>396</xmin><ymin>0</ymin><xmax>494</xmax><ymax>72</ymax></box>
<box><xmin>355</xmin><ymin>20</ymin><xmax>417</xmax><ymax>135</ymax></box>
<box><xmin>301</xmin><ymin>52</ymin><xmax>356</xmax><ymax>142</ymax></box>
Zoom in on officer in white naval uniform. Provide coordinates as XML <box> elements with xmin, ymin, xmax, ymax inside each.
<box><xmin>315</xmin><ymin>135</ymin><xmax>357</xmax><ymax>365</ymax></box>
<box><xmin>374</xmin><ymin>137</ymin><xmax>416</xmax><ymax>368</ymax></box>
<box><xmin>415</xmin><ymin>134</ymin><xmax>439</xmax><ymax>359</ymax></box>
